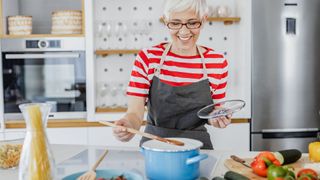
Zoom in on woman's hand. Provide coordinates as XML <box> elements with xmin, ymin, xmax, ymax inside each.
<box><xmin>208</xmin><ymin>114</ymin><xmax>231</xmax><ymax>128</ymax></box>
<box><xmin>113</xmin><ymin>117</ymin><xmax>137</xmax><ymax>142</ymax></box>
<box><xmin>207</xmin><ymin>105</ymin><xmax>232</xmax><ymax>129</ymax></box>
<box><xmin>113</xmin><ymin>96</ymin><xmax>146</xmax><ymax>142</ymax></box>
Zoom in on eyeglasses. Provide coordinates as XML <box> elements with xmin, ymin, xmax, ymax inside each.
<box><xmin>166</xmin><ymin>21</ymin><xmax>202</xmax><ymax>30</ymax></box>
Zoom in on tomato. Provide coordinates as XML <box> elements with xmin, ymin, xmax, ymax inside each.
<box><xmin>297</xmin><ymin>168</ymin><xmax>318</xmax><ymax>180</ymax></box>
<box><xmin>251</xmin><ymin>158</ymin><xmax>268</xmax><ymax>177</ymax></box>
<box><xmin>251</xmin><ymin>151</ymin><xmax>282</xmax><ymax>177</ymax></box>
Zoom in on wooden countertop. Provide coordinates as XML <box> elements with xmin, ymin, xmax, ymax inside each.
<box><xmin>5</xmin><ymin>119</ymin><xmax>250</xmax><ymax>129</ymax></box>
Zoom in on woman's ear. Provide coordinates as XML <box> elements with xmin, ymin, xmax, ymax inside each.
<box><xmin>161</xmin><ymin>15</ymin><xmax>167</xmax><ymax>24</ymax></box>
<box><xmin>201</xmin><ymin>15</ymin><xmax>208</xmax><ymax>29</ymax></box>
<box><xmin>202</xmin><ymin>14</ymin><xmax>208</xmax><ymax>22</ymax></box>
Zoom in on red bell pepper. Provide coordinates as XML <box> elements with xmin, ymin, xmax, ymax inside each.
<box><xmin>251</xmin><ymin>151</ymin><xmax>281</xmax><ymax>177</ymax></box>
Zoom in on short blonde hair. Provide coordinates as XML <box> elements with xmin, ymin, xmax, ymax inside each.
<box><xmin>163</xmin><ymin>0</ymin><xmax>208</xmax><ymax>19</ymax></box>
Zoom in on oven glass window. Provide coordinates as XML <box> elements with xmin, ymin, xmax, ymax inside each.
<box><xmin>2</xmin><ymin>52</ymin><xmax>86</xmax><ymax>113</ymax></box>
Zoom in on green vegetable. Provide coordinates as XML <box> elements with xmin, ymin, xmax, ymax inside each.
<box><xmin>267</xmin><ymin>165</ymin><xmax>296</xmax><ymax>180</ymax></box>
<box><xmin>274</xmin><ymin>149</ymin><xmax>302</xmax><ymax>165</ymax></box>
<box><xmin>224</xmin><ymin>171</ymin><xmax>249</xmax><ymax>180</ymax></box>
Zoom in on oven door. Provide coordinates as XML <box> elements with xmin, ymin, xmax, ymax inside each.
<box><xmin>2</xmin><ymin>51</ymin><xmax>86</xmax><ymax>120</ymax></box>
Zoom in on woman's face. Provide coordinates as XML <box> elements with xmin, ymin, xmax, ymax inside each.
<box><xmin>166</xmin><ymin>9</ymin><xmax>203</xmax><ymax>51</ymax></box>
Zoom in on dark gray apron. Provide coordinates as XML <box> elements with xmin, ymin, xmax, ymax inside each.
<box><xmin>140</xmin><ymin>43</ymin><xmax>214</xmax><ymax>149</ymax></box>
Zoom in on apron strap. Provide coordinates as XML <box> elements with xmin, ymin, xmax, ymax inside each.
<box><xmin>197</xmin><ymin>45</ymin><xmax>208</xmax><ymax>79</ymax></box>
<box><xmin>155</xmin><ymin>43</ymin><xmax>172</xmax><ymax>77</ymax></box>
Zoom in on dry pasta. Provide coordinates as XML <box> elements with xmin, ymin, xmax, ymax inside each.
<box><xmin>27</xmin><ymin>105</ymin><xmax>52</xmax><ymax>180</ymax></box>
<box><xmin>0</xmin><ymin>144</ymin><xmax>22</xmax><ymax>168</ymax></box>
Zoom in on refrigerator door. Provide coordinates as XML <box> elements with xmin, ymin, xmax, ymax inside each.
<box><xmin>251</xmin><ymin>131</ymin><xmax>319</xmax><ymax>152</ymax></box>
<box><xmin>252</xmin><ymin>0</ymin><xmax>320</xmax><ymax>132</ymax></box>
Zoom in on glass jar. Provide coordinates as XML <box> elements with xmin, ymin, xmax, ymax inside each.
<box><xmin>18</xmin><ymin>103</ymin><xmax>55</xmax><ymax>180</ymax></box>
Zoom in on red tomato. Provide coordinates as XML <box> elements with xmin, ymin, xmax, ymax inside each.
<box><xmin>274</xmin><ymin>178</ymin><xmax>284</xmax><ymax>180</ymax></box>
<box><xmin>297</xmin><ymin>168</ymin><xmax>318</xmax><ymax>180</ymax></box>
<box><xmin>251</xmin><ymin>158</ymin><xmax>268</xmax><ymax>177</ymax></box>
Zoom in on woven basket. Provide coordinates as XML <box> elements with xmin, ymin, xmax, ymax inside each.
<box><xmin>51</xmin><ymin>10</ymin><xmax>82</xmax><ymax>34</ymax></box>
<box><xmin>8</xmin><ymin>16</ymin><xmax>32</xmax><ymax>35</ymax></box>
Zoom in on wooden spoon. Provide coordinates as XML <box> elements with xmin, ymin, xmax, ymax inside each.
<box><xmin>99</xmin><ymin>121</ymin><xmax>184</xmax><ymax>146</ymax></box>
<box><xmin>77</xmin><ymin>149</ymin><xmax>108</xmax><ymax>180</ymax></box>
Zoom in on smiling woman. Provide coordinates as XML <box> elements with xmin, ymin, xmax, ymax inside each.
<box><xmin>111</xmin><ymin>0</ymin><xmax>230</xmax><ymax>150</ymax></box>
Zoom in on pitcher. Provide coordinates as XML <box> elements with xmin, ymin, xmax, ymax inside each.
<box><xmin>18</xmin><ymin>103</ymin><xmax>55</xmax><ymax>180</ymax></box>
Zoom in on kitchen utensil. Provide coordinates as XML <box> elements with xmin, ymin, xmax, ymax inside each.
<box><xmin>197</xmin><ymin>99</ymin><xmax>246</xmax><ymax>119</ymax></box>
<box><xmin>230</xmin><ymin>155</ymin><xmax>251</xmax><ymax>168</ymax></box>
<box><xmin>77</xmin><ymin>149</ymin><xmax>108</xmax><ymax>180</ymax></box>
<box><xmin>99</xmin><ymin>121</ymin><xmax>184</xmax><ymax>146</ymax></box>
<box><xmin>63</xmin><ymin>169</ymin><xmax>143</xmax><ymax>180</ymax></box>
<box><xmin>141</xmin><ymin>138</ymin><xmax>208</xmax><ymax>180</ymax></box>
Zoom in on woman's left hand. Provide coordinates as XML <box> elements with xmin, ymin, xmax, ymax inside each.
<box><xmin>208</xmin><ymin>114</ymin><xmax>232</xmax><ymax>128</ymax></box>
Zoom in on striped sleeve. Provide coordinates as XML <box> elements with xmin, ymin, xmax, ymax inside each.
<box><xmin>211</xmin><ymin>57</ymin><xmax>228</xmax><ymax>102</ymax></box>
<box><xmin>127</xmin><ymin>49</ymin><xmax>151</xmax><ymax>97</ymax></box>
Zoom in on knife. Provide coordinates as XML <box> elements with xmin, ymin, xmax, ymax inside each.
<box><xmin>230</xmin><ymin>155</ymin><xmax>251</xmax><ymax>168</ymax></box>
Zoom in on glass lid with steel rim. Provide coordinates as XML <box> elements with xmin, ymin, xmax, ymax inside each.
<box><xmin>197</xmin><ymin>99</ymin><xmax>246</xmax><ymax>119</ymax></box>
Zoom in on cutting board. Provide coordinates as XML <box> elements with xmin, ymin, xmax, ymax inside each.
<box><xmin>224</xmin><ymin>156</ymin><xmax>310</xmax><ymax>179</ymax></box>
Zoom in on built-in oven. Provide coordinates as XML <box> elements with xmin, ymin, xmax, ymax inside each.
<box><xmin>0</xmin><ymin>37</ymin><xmax>86</xmax><ymax>120</ymax></box>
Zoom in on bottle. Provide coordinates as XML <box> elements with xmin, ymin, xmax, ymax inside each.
<box><xmin>18</xmin><ymin>103</ymin><xmax>55</xmax><ymax>180</ymax></box>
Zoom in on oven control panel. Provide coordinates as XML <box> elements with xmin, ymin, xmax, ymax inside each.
<box><xmin>26</xmin><ymin>40</ymin><xmax>61</xmax><ymax>49</ymax></box>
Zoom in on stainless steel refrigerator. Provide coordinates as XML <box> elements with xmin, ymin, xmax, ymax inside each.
<box><xmin>252</xmin><ymin>0</ymin><xmax>320</xmax><ymax>152</ymax></box>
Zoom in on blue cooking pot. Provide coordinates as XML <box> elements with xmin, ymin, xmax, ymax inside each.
<box><xmin>141</xmin><ymin>138</ymin><xmax>208</xmax><ymax>180</ymax></box>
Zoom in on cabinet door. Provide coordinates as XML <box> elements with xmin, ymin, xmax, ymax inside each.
<box><xmin>47</xmin><ymin>128</ymin><xmax>88</xmax><ymax>145</ymax></box>
<box><xmin>208</xmin><ymin>123</ymin><xmax>250</xmax><ymax>151</ymax></box>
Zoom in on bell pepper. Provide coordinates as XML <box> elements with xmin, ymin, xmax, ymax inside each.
<box><xmin>267</xmin><ymin>165</ymin><xmax>295</xmax><ymax>180</ymax></box>
<box><xmin>309</xmin><ymin>141</ymin><xmax>320</xmax><ymax>162</ymax></box>
<box><xmin>251</xmin><ymin>151</ymin><xmax>282</xmax><ymax>177</ymax></box>
<box><xmin>297</xmin><ymin>168</ymin><xmax>318</xmax><ymax>180</ymax></box>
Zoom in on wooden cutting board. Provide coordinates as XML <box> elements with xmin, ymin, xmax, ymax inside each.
<box><xmin>224</xmin><ymin>156</ymin><xmax>310</xmax><ymax>179</ymax></box>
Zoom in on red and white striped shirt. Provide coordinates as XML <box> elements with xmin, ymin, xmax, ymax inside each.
<box><xmin>127</xmin><ymin>43</ymin><xmax>228</xmax><ymax>102</ymax></box>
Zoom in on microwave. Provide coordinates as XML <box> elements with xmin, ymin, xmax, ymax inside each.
<box><xmin>0</xmin><ymin>37</ymin><xmax>86</xmax><ymax>120</ymax></box>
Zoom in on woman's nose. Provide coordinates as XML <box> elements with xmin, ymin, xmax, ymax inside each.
<box><xmin>179</xmin><ymin>25</ymin><xmax>190</xmax><ymax>34</ymax></box>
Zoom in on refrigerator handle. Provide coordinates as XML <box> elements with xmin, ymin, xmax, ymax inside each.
<box><xmin>262</xmin><ymin>128</ymin><xmax>319</xmax><ymax>133</ymax></box>
<box><xmin>262</xmin><ymin>131</ymin><xmax>319</xmax><ymax>139</ymax></box>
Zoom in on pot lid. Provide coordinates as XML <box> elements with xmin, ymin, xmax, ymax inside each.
<box><xmin>197</xmin><ymin>99</ymin><xmax>246</xmax><ymax>119</ymax></box>
<box><xmin>141</xmin><ymin>138</ymin><xmax>203</xmax><ymax>152</ymax></box>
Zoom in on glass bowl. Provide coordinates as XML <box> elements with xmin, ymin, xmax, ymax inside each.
<box><xmin>0</xmin><ymin>138</ymin><xmax>24</xmax><ymax>169</ymax></box>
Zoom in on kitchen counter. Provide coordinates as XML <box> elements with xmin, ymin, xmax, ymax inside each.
<box><xmin>0</xmin><ymin>144</ymin><xmax>259</xmax><ymax>179</ymax></box>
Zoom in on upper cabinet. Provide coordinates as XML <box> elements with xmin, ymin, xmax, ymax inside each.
<box><xmin>0</xmin><ymin>0</ymin><xmax>85</xmax><ymax>38</ymax></box>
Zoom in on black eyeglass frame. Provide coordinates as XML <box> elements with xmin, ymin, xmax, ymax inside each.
<box><xmin>166</xmin><ymin>21</ymin><xmax>202</xmax><ymax>30</ymax></box>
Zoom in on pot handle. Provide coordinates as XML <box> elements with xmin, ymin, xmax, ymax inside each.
<box><xmin>140</xmin><ymin>148</ymin><xmax>145</xmax><ymax>155</ymax></box>
<box><xmin>186</xmin><ymin>154</ymin><xmax>208</xmax><ymax>165</ymax></box>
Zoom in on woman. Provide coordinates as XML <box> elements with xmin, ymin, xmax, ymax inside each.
<box><xmin>112</xmin><ymin>0</ymin><xmax>230</xmax><ymax>149</ymax></box>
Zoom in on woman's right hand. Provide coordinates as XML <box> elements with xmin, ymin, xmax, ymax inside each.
<box><xmin>112</xmin><ymin>118</ymin><xmax>137</xmax><ymax>142</ymax></box>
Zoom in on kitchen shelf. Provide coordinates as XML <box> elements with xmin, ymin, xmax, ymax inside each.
<box><xmin>159</xmin><ymin>17</ymin><xmax>241</xmax><ymax>25</ymax></box>
<box><xmin>96</xmin><ymin>107</ymin><xmax>128</xmax><ymax>113</ymax></box>
<box><xmin>95</xmin><ymin>49</ymin><xmax>140</xmax><ymax>57</ymax></box>
<box><xmin>207</xmin><ymin>17</ymin><xmax>241</xmax><ymax>25</ymax></box>
<box><xmin>0</xmin><ymin>34</ymin><xmax>85</xmax><ymax>39</ymax></box>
